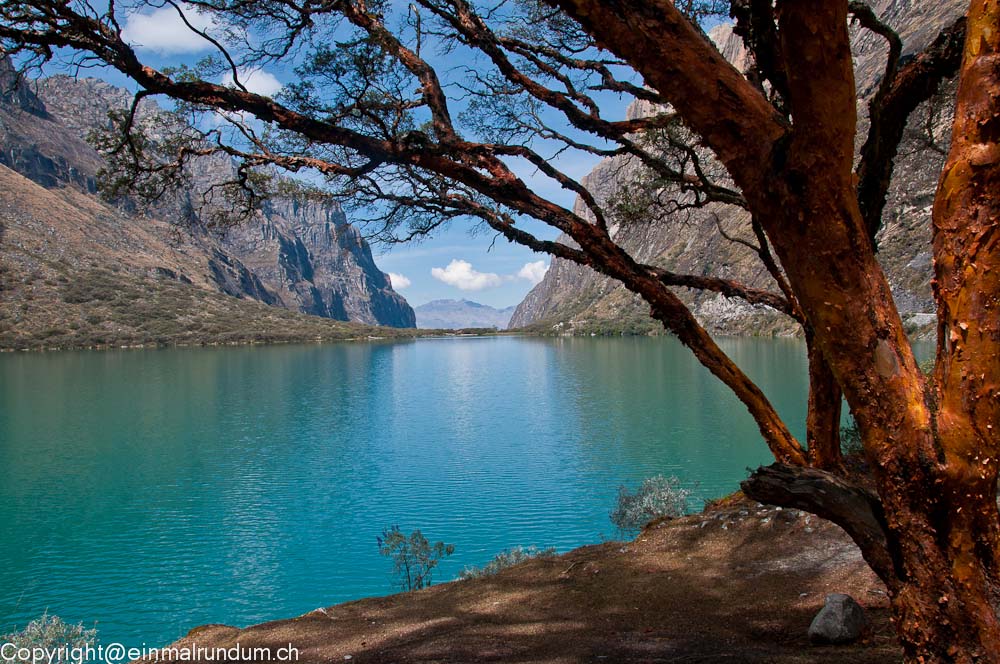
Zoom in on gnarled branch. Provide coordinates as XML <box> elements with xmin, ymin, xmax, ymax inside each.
<box><xmin>742</xmin><ymin>463</ymin><xmax>896</xmax><ymax>587</ymax></box>
<box><xmin>856</xmin><ymin>16</ymin><xmax>967</xmax><ymax>239</ymax></box>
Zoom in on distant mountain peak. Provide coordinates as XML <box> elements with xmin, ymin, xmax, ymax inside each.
<box><xmin>414</xmin><ymin>299</ymin><xmax>516</xmax><ymax>329</ymax></box>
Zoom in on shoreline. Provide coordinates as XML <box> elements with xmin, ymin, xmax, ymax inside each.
<box><xmin>132</xmin><ymin>498</ymin><xmax>897</xmax><ymax>663</ymax></box>
<box><xmin>0</xmin><ymin>328</ymin><xmax>512</xmax><ymax>354</ymax></box>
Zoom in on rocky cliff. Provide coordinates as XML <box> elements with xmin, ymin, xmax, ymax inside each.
<box><xmin>0</xmin><ymin>63</ymin><xmax>415</xmax><ymax>331</ymax></box>
<box><xmin>0</xmin><ymin>62</ymin><xmax>101</xmax><ymax>192</ymax></box>
<box><xmin>509</xmin><ymin>0</ymin><xmax>963</xmax><ymax>337</ymax></box>
<box><xmin>0</xmin><ymin>161</ymin><xmax>426</xmax><ymax>349</ymax></box>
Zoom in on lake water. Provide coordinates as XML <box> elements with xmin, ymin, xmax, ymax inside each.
<box><xmin>0</xmin><ymin>336</ymin><xmax>812</xmax><ymax>646</ymax></box>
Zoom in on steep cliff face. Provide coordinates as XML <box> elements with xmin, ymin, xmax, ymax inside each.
<box><xmin>0</xmin><ymin>60</ymin><xmax>101</xmax><ymax>192</ymax></box>
<box><xmin>510</xmin><ymin>0</ymin><xmax>964</xmax><ymax>336</ymax></box>
<box><xmin>0</xmin><ymin>161</ymin><xmax>423</xmax><ymax>349</ymax></box>
<box><xmin>0</xmin><ymin>66</ymin><xmax>415</xmax><ymax>329</ymax></box>
<box><xmin>224</xmin><ymin>196</ymin><xmax>414</xmax><ymax>326</ymax></box>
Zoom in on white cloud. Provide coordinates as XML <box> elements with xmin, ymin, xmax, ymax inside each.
<box><xmin>516</xmin><ymin>260</ymin><xmax>548</xmax><ymax>285</ymax></box>
<box><xmin>220</xmin><ymin>68</ymin><xmax>283</xmax><ymax>97</ymax></box>
<box><xmin>387</xmin><ymin>272</ymin><xmax>411</xmax><ymax>289</ymax></box>
<box><xmin>121</xmin><ymin>6</ymin><xmax>219</xmax><ymax>55</ymax></box>
<box><xmin>431</xmin><ymin>260</ymin><xmax>504</xmax><ymax>291</ymax></box>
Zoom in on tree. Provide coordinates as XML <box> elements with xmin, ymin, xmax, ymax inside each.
<box><xmin>377</xmin><ymin>525</ymin><xmax>455</xmax><ymax>591</ymax></box>
<box><xmin>0</xmin><ymin>0</ymin><xmax>996</xmax><ymax>659</ymax></box>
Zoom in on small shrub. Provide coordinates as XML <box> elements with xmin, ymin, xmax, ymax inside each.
<box><xmin>840</xmin><ymin>417</ymin><xmax>864</xmax><ymax>457</ymax></box>
<box><xmin>1</xmin><ymin>614</ymin><xmax>97</xmax><ymax>664</ymax></box>
<box><xmin>38</xmin><ymin>328</ymin><xmax>67</xmax><ymax>339</ymax></box>
<box><xmin>458</xmin><ymin>546</ymin><xmax>557</xmax><ymax>580</ymax></box>
<box><xmin>610</xmin><ymin>475</ymin><xmax>690</xmax><ymax>537</ymax></box>
<box><xmin>377</xmin><ymin>525</ymin><xmax>454</xmax><ymax>591</ymax></box>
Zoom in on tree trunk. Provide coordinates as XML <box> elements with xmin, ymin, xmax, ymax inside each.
<box><xmin>805</xmin><ymin>331</ymin><xmax>843</xmax><ymax>470</ymax></box>
<box><xmin>744</xmin><ymin>463</ymin><xmax>1000</xmax><ymax>662</ymax></box>
<box><xmin>886</xmin><ymin>0</ymin><xmax>1000</xmax><ymax>659</ymax></box>
<box><xmin>889</xmin><ymin>513</ymin><xmax>1000</xmax><ymax>662</ymax></box>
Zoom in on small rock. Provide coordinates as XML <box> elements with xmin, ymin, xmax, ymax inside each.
<box><xmin>808</xmin><ymin>593</ymin><xmax>868</xmax><ymax>645</ymax></box>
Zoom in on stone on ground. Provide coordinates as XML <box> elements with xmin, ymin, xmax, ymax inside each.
<box><xmin>808</xmin><ymin>593</ymin><xmax>868</xmax><ymax>644</ymax></box>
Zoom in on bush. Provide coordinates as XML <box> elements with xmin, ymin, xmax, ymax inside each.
<box><xmin>377</xmin><ymin>525</ymin><xmax>454</xmax><ymax>591</ymax></box>
<box><xmin>610</xmin><ymin>475</ymin><xmax>690</xmax><ymax>537</ymax></box>
<box><xmin>458</xmin><ymin>546</ymin><xmax>557</xmax><ymax>580</ymax></box>
<box><xmin>1</xmin><ymin>614</ymin><xmax>97</xmax><ymax>664</ymax></box>
<box><xmin>840</xmin><ymin>417</ymin><xmax>864</xmax><ymax>457</ymax></box>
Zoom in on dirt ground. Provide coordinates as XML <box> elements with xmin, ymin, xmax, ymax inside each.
<box><xmin>149</xmin><ymin>500</ymin><xmax>901</xmax><ymax>663</ymax></box>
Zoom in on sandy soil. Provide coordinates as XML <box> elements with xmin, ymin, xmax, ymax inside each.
<box><xmin>147</xmin><ymin>500</ymin><xmax>901</xmax><ymax>663</ymax></box>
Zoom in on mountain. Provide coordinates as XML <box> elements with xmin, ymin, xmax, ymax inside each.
<box><xmin>0</xmin><ymin>163</ymin><xmax>423</xmax><ymax>349</ymax></box>
<box><xmin>0</xmin><ymin>61</ymin><xmax>415</xmax><ymax>349</ymax></box>
<box><xmin>32</xmin><ymin>73</ymin><xmax>415</xmax><ymax>328</ymax></box>
<box><xmin>509</xmin><ymin>0</ymin><xmax>962</xmax><ymax>337</ymax></box>
<box><xmin>414</xmin><ymin>299</ymin><xmax>516</xmax><ymax>329</ymax></box>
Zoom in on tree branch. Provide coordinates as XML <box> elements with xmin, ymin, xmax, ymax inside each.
<box><xmin>742</xmin><ymin>463</ymin><xmax>896</xmax><ymax>587</ymax></box>
<box><xmin>545</xmin><ymin>0</ymin><xmax>788</xmax><ymax>195</ymax></box>
<box><xmin>730</xmin><ymin>0</ymin><xmax>789</xmax><ymax>112</ymax></box>
<box><xmin>646</xmin><ymin>266</ymin><xmax>793</xmax><ymax>316</ymax></box>
<box><xmin>778</xmin><ymin>0</ymin><xmax>857</xmax><ymax>177</ymax></box>
<box><xmin>856</xmin><ymin>16</ymin><xmax>967</xmax><ymax>239</ymax></box>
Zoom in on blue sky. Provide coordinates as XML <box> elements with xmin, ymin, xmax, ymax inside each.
<box><xmin>370</xmin><ymin>147</ymin><xmax>599</xmax><ymax>309</ymax></box>
<box><xmin>54</xmin><ymin>2</ymin><xmax>638</xmax><ymax>309</ymax></box>
<box><xmin>371</xmin><ymin>158</ymin><xmax>597</xmax><ymax>308</ymax></box>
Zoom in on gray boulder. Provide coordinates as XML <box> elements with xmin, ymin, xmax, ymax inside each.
<box><xmin>808</xmin><ymin>593</ymin><xmax>868</xmax><ymax>645</ymax></box>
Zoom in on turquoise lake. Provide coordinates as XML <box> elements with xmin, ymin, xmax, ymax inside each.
<box><xmin>1</xmin><ymin>336</ymin><xmax>814</xmax><ymax>647</ymax></box>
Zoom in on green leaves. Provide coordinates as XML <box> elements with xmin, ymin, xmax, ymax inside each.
<box><xmin>377</xmin><ymin>525</ymin><xmax>454</xmax><ymax>591</ymax></box>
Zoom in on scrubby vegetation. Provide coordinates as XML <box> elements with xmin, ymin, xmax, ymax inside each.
<box><xmin>840</xmin><ymin>418</ymin><xmax>864</xmax><ymax>458</ymax></box>
<box><xmin>457</xmin><ymin>546</ymin><xmax>557</xmax><ymax>580</ymax></box>
<box><xmin>610</xmin><ymin>475</ymin><xmax>690</xmax><ymax>537</ymax></box>
<box><xmin>1</xmin><ymin>614</ymin><xmax>96</xmax><ymax>664</ymax></box>
<box><xmin>377</xmin><ymin>526</ymin><xmax>454</xmax><ymax>591</ymax></box>
<box><xmin>516</xmin><ymin>290</ymin><xmax>664</xmax><ymax>337</ymax></box>
<box><xmin>1</xmin><ymin>266</ymin><xmax>444</xmax><ymax>351</ymax></box>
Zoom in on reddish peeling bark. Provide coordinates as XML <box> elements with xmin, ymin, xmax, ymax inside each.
<box><xmin>933</xmin><ymin>0</ymin><xmax>1000</xmax><ymax>528</ymax></box>
<box><xmin>760</xmin><ymin>3</ymin><xmax>1000</xmax><ymax>659</ymax></box>
<box><xmin>895</xmin><ymin>0</ymin><xmax>1000</xmax><ymax>658</ymax></box>
<box><xmin>122</xmin><ymin>1</ymin><xmax>1000</xmax><ymax>659</ymax></box>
